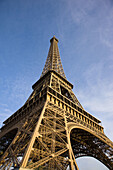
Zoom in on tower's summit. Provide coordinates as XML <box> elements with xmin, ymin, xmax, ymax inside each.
<box><xmin>50</xmin><ymin>35</ymin><xmax>59</xmax><ymax>43</ymax></box>
<box><xmin>40</xmin><ymin>36</ymin><xmax>66</xmax><ymax>79</ymax></box>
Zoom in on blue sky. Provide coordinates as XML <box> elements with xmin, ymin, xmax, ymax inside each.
<box><xmin>0</xmin><ymin>0</ymin><xmax>113</xmax><ymax>169</ymax></box>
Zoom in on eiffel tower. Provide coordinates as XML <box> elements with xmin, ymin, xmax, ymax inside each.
<box><xmin>0</xmin><ymin>36</ymin><xmax>113</xmax><ymax>170</ymax></box>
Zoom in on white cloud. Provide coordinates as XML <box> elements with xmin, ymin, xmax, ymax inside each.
<box><xmin>78</xmin><ymin>62</ymin><xmax>113</xmax><ymax>113</ymax></box>
<box><xmin>76</xmin><ymin>61</ymin><xmax>113</xmax><ymax>141</ymax></box>
<box><xmin>0</xmin><ymin>103</ymin><xmax>8</xmax><ymax>107</ymax></box>
<box><xmin>66</xmin><ymin>0</ymin><xmax>113</xmax><ymax>53</ymax></box>
<box><xmin>0</xmin><ymin>104</ymin><xmax>12</xmax><ymax>127</ymax></box>
<box><xmin>0</xmin><ymin>75</ymin><xmax>33</xmax><ymax>127</ymax></box>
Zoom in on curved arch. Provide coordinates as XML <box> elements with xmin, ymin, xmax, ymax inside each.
<box><xmin>0</xmin><ymin>128</ymin><xmax>18</xmax><ymax>158</ymax></box>
<box><xmin>69</xmin><ymin>126</ymin><xmax>113</xmax><ymax>170</ymax></box>
<box><xmin>68</xmin><ymin>122</ymin><xmax>104</xmax><ymax>141</ymax></box>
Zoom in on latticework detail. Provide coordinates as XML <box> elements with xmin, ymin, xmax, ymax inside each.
<box><xmin>41</xmin><ymin>36</ymin><xmax>66</xmax><ymax>79</ymax></box>
<box><xmin>0</xmin><ymin>36</ymin><xmax>113</xmax><ymax>170</ymax></box>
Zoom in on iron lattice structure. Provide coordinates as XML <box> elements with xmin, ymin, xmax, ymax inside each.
<box><xmin>0</xmin><ymin>36</ymin><xmax>113</xmax><ymax>170</ymax></box>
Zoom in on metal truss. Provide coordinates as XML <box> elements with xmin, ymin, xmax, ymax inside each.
<box><xmin>0</xmin><ymin>36</ymin><xmax>113</xmax><ymax>169</ymax></box>
<box><xmin>0</xmin><ymin>102</ymin><xmax>78</xmax><ymax>170</ymax></box>
<box><xmin>40</xmin><ymin>36</ymin><xmax>66</xmax><ymax>79</ymax></box>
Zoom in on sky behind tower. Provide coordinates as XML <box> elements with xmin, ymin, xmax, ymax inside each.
<box><xmin>0</xmin><ymin>0</ymin><xmax>113</xmax><ymax>169</ymax></box>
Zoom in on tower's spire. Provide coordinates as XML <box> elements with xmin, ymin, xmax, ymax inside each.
<box><xmin>40</xmin><ymin>36</ymin><xmax>66</xmax><ymax>79</ymax></box>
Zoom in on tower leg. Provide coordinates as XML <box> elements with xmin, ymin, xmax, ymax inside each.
<box><xmin>64</xmin><ymin>111</ymin><xmax>79</xmax><ymax>170</ymax></box>
<box><xmin>21</xmin><ymin>102</ymin><xmax>47</xmax><ymax>168</ymax></box>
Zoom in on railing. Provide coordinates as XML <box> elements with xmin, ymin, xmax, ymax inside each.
<box><xmin>47</xmin><ymin>87</ymin><xmax>104</xmax><ymax>134</ymax></box>
<box><xmin>1</xmin><ymin>88</ymin><xmax>47</xmax><ymax>130</ymax></box>
<box><xmin>1</xmin><ymin>86</ymin><xmax>104</xmax><ymax>136</ymax></box>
